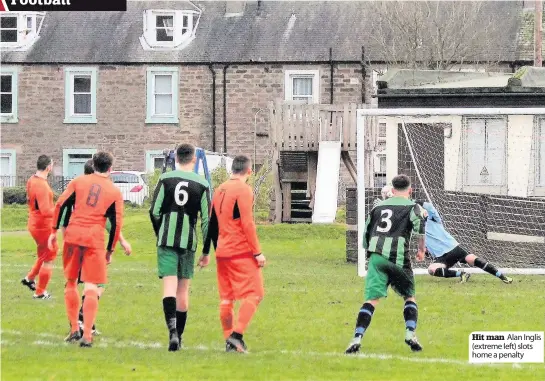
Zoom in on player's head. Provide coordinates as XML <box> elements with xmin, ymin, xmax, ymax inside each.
<box><xmin>176</xmin><ymin>143</ymin><xmax>196</xmax><ymax>167</ymax></box>
<box><xmin>93</xmin><ymin>152</ymin><xmax>114</xmax><ymax>174</ymax></box>
<box><xmin>83</xmin><ymin>159</ymin><xmax>95</xmax><ymax>175</ymax></box>
<box><xmin>381</xmin><ymin>185</ymin><xmax>393</xmax><ymax>200</ymax></box>
<box><xmin>36</xmin><ymin>155</ymin><xmax>53</xmax><ymax>174</ymax></box>
<box><xmin>391</xmin><ymin>174</ymin><xmax>412</xmax><ymax>197</ymax></box>
<box><xmin>231</xmin><ymin>155</ymin><xmax>252</xmax><ymax>179</ymax></box>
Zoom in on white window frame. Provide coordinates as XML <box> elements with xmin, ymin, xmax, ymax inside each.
<box><xmin>62</xmin><ymin>148</ymin><xmax>97</xmax><ymax>178</ymax></box>
<box><xmin>533</xmin><ymin>116</ymin><xmax>545</xmax><ymax>197</ymax></box>
<box><xmin>64</xmin><ymin>67</ymin><xmax>98</xmax><ymax>124</ymax></box>
<box><xmin>146</xmin><ymin>67</ymin><xmax>179</xmax><ymax>124</ymax></box>
<box><xmin>284</xmin><ymin>70</ymin><xmax>320</xmax><ymax>104</ymax></box>
<box><xmin>462</xmin><ymin>116</ymin><xmax>508</xmax><ymax>195</ymax></box>
<box><xmin>0</xmin><ymin>148</ymin><xmax>17</xmax><ymax>187</ymax></box>
<box><xmin>140</xmin><ymin>9</ymin><xmax>200</xmax><ymax>51</ymax></box>
<box><xmin>145</xmin><ymin>150</ymin><xmax>166</xmax><ymax>173</ymax></box>
<box><xmin>1</xmin><ymin>66</ymin><xmax>18</xmax><ymax>124</ymax></box>
<box><xmin>0</xmin><ymin>12</ymin><xmax>45</xmax><ymax>51</ymax></box>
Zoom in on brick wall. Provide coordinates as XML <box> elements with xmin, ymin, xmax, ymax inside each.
<box><xmin>0</xmin><ymin>63</ymin><xmax>364</xmax><ymax>178</ymax></box>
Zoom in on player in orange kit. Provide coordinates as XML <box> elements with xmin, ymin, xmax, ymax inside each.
<box><xmin>203</xmin><ymin>155</ymin><xmax>266</xmax><ymax>353</ymax></box>
<box><xmin>21</xmin><ymin>155</ymin><xmax>57</xmax><ymax>299</ymax></box>
<box><xmin>49</xmin><ymin>152</ymin><xmax>124</xmax><ymax>347</ymax></box>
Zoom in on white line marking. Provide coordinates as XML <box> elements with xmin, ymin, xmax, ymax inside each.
<box><xmin>487</xmin><ymin>232</ymin><xmax>545</xmax><ymax>244</ymax></box>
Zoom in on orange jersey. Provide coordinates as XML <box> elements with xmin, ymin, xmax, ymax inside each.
<box><xmin>53</xmin><ymin>173</ymin><xmax>124</xmax><ymax>251</ymax></box>
<box><xmin>203</xmin><ymin>178</ymin><xmax>261</xmax><ymax>258</ymax></box>
<box><xmin>27</xmin><ymin>175</ymin><xmax>55</xmax><ymax>230</ymax></box>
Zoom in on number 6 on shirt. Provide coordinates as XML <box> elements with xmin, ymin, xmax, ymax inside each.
<box><xmin>174</xmin><ymin>181</ymin><xmax>189</xmax><ymax>206</ymax></box>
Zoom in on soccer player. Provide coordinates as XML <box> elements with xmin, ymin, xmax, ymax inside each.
<box><xmin>21</xmin><ymin>155</ymin><xmax>57</xmax><ymax>299</ymax></box>
<box><xmin>203</xmin><ymin>155</ymin><xmax>266</xmax><ymax>354</ymax></box>
<box><xmin>49</xmin><ymin>152</ymin><xmax>124</xmax><ymax>347</ymax></box>
<box><xmin>415</xmin><ymin>199</ymin><xmax>513</xmax><ymax>284</ymax></box>
<box><xmin>345</xmin><ymin>174</ymin><xmax>426</xmax><ymax>354</ymax></box>
<box><xmin>149</xmin><ymin>143</ymin><xmax>211</xmax><ymax>352</ymax></box>
<box><xmin>73</xmin><ymin>160</ymin><xmax>132</xmax><ymax>336</ymax></box>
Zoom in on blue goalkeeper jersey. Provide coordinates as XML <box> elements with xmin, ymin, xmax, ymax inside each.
<box><xmin>421</xmin><ymin>202</ymin><xmax>458</xmax><ymax>257</ymax></box>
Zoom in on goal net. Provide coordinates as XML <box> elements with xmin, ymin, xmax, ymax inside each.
<box><xmin>356</xmin><ymin>108</ymin><xmax>545</xmax><ymax>276</ymax></box>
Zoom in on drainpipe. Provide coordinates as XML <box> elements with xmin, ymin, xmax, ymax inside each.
<box><xmin>361</xmin><ymin>46</ymin><xmax>366</xmax><ymax>104</ymax></box>
<box><xmin>329</xmin><ymin>47</ymin><xmax>334</xmax><ymax>104</ymax></box>
<box><xmin>208</xmin><ymin>64</ymin><xmax>217</xmax><ymax>152</ymax></box>
<box><xmin>223</xmin><ymin>65</ymin><xmax>229</xmax><ymax>153</ymax></box>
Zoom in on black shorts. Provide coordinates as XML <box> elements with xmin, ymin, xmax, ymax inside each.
<box><xmin>433</xmin><ymin>246</ymin><xmax>469</xmax><ymax>268</ymax></box>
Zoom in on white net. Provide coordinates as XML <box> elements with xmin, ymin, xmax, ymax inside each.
<box><xmin>359</xmin><ymin>111</ymin><xmax>545</xmax><ymax>275</ymax></box>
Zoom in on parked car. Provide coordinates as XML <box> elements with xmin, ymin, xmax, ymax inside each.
<box><xmin>110</xmin><ymin>171</ymin><xmax>149</xmax><ymax>206</ymax></box>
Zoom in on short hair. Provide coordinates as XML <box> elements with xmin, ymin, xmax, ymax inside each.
<box><xmin>36</xmin><ymin>155</ymin><xmax>52</xmax><ymax>171</ymax></box>
<box><xmin>392</xmin><ymin>174</ymin><xmax>411</xmax><ymax>191</ymax></box>
<box><xmin>93</xmin><ymin>152</ymin><xmax>114</xmax><ymax>173</ymax></box>
<box><xmin>84</xmin><ymin>159</ymin><xmax>95</xmax><ymax>175</ymax></box>
<box><xmin>231</xmin><ymin>155</ymin><xmax>251</xmax><ymax>175</ymax></box>
<box><xmin>176</xmin><ymin>143</ymin><xmax>196</xmax><ymax>165</ymax></box>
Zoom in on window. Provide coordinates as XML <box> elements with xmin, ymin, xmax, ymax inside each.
<box><xmin>62</xmin><ymin>149</ymin><xmax>97</xmax><ymax>178</ymax></box>
<box><xmin>463</xmin><ymin>117</ymin><xmax>507</xmax><ymax>193</ymax></box>
<box><xmin>378</xmin><ymin>123</ymin><xmax>386</xmax><ymax>138</ymax></box>
<box><xmin>1</xmin><ymin>67</ymin><xmax>18</xmax><ymax>123</ymax></box>
<box><xmin>0</xmin><ymin>12</ymin><xmax>44</xmax><ymax>50</ymax></box>
<box><xmin>284</xmin><ymin>70</ymin><xmax>320</xmax><ymax>104</ymax></box>
<box><xmin>146</xmin><ymin>67</ymin><xmax>179</xmax><ymax>124</ymax></box>
<box><xmin>64</xmin><ymin>67</ymin><xmax>97</xmax><ymax>124</ymax></box>
<box><xmin>373</xmin><ymin>153</ymin><xmax>387</xmax><ymax>188</ymax></box>
<box><xmin>140</xmin><ymin>9</ymin><xmax>201</xmax><ymax>50</ymax></box>
<box><xmin>146</xmin><ymin>150</ymin><xmax>165</xmax><ymax>172</ymax></box>
<box><xmin>0</xmin><ymin>148</ymin><xmax>17</xmax><ymax>187</ymax></box>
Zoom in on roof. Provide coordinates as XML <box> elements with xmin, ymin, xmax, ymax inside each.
<box><xmin>0</xmin><ymin>0</ymin><xmax>526</xmax><ymax>64</ymax></box>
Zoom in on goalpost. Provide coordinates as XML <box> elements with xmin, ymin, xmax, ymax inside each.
<box><xmin>356</xmin><ymin>108</ymin><xmax>545</xmax><ymax>276</ymax></box>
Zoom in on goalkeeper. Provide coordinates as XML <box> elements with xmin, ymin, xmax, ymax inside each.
<box><xmin>381</xmin><ymin>186</ymin><xmax>513</xmax><ymax>284</ymax></box>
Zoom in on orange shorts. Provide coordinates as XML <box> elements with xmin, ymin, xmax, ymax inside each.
<box><xmin>29</xmin><ymin>229</ymin><xmax>57</xmax><ymax>262</ymax></box>
<box><xmin>216</xmin><ymin>256</ymin><xmax>264</xmax><ymax>300</ymax></box>
<box><xmin>63</xmin><ymin>242</ymin><xmax>107</xmax><ymax>285</ymax></box>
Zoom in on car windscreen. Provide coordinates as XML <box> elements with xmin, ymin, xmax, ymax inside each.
<box><xmin>111</xmin><ymin>173</ymin><xmax>140</xmax><ymax>184</ymax></box>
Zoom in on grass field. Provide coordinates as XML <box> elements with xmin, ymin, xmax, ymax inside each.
<box><xmin>1</xmin><ymin>207</ymin><xmax>544</xmax><ymax>381</ymax></box>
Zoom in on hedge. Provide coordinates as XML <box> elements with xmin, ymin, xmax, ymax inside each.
<box><xmin>3</xmin><ymin>187</ymin><xmax>27</xmax><ymax>205</ymax></box>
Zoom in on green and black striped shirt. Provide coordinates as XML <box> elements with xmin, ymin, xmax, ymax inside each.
<box><xmin>363</xmin><ymin>196</ymin><xmax>426</xmax><ymax>268</ymax></box>
<box><xmin>149</xmin><ymin>170</ymin><xmax>211</xmax><ymax>253</ymax></box>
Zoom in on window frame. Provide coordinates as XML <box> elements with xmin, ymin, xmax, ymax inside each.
<box><xmin>462</xmin><ymin>116</ymin><xmax>508</xmax><ymax>195</ymax></box>
<box><xmin>0</xmin><ymin>14</ymin><xmax>19</xmax><ymax>43</ymax></box>
<box><xmin>284</xmin><ymin>70</ymin><xmax>320</xmax><ymax>104</ymax></box>
<box><xmin>533</xmin><ymin>116</ymin><xmax>545</xmax><ymax>197</ymax></box>
<box><xmin>146</xmin><ymin>67</ymin><xmax>179</xmax><ymax>124</ymax></box>
<box><xmin>0</xmin><ymin>12</ymin><xmax>45</xmax><ymax>51</ymax></box>
<box><xmin>0</xmin><ymin>66</ymin><xmax>18</xmax><ymax>124</ymax></box>
<box><xmin>62</xmin><ymin>148</ymin><xmax>97</xmax><ymax>177</ymax></box>
<box><xmin>64</xmin><ymin>67</ymin><xmax>98</xmax><ymax>124</ymax></box>
<box><xmin>145</xmin><ymin>149</ymin><xmax>165</xmax><ymax>172</ymax></box>
<box><xmin>141</xmin><ymin>9</ymin><xmax>198</xmax><ymax>50</ymax></box>
<box><xmin>0</xmin><ymin>148</ymin><xmax>17</xmax><ymax>187</ymax></box>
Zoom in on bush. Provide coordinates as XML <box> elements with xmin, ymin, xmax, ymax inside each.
<box><xmin>3</xmin><ymin>187</ymin><xmax>27</xmax><ymax>205</ymax></box>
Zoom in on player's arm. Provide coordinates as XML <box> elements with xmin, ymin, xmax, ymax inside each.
<box><xmin>49</xmin><ymin>179</ymin><xmax>77</xmax><ymax>250</ymax></box>
<box><xmin>362</xmin><ymin>214</ymin><xmax>372</xmax><ymax>249</ymax></box>
<box><xmin>104</xmin><ymin>220</ymin><xmax>131</xmax><ymax>255</ymax></box>
<box><xmin>105</xmin><ymin>191</ymin><xmax>124</xmax><ymax>253</ymax></box>
<box><xmin>149</xmin><ymin>178</ymin><xmax>165</xmax><ymax>236</ymax></box>
<box><xmin>35</xmin><ymin>182</ymin><xmax>55</xmax><ymax>218</ymax></box>
<box><xmin>238</xmin><ymin>186</ymin><xmax>262</xmax><ymax>256</ymax></box>
<box><xmin>199</xmin><ymin>187</ymin><xmax>211</xmax><ymax>252</ymax></box>
<box><xmin>410</xmin><ymin>204</ymin><xmax>427</xmax><ymax>261</ymax></box>
<box><xmin>202</xmin><ymin>199</ymin><xmax>219</xmax><ymax>255</ymax></box>
<box><xmin>422</xmin><ymin>201</ymin><xmax>442</xmax><ymax>224</ymax></box>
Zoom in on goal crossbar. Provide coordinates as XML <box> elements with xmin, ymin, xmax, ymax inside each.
<box><xmin>356</xmin><ymin>107</ymin><xmax>545</xmax><ymax>277</ymax></box>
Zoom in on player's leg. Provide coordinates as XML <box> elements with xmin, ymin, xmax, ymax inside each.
<box><xmin>79</xmin><ymin>246</ymin><xmax>108</xmax><ymax>347</ymax></box>
<box><xmin>427</xmin><ymin>262</ymin><xmax>465</xmax><ymax>281</ymax></box>
<box><xmin>390</xmin><ymin>266</ymin><xmax>422</xmax><ymax>352</ymax></box>
<box><xmin>464</xmin><ymin>252</ymin><xmax>513</xmax><ymax>283</ymax></box>
<box><xmin>216</xmin><ymin>260</ymin><xmax>236</xmax><ymax>351</ymax></box>
<box><xmin>345</xmin><ymin>254</ymin><xmax>386</xmax><ymax>354</ymax></box>
<box><xmin>175</xmin><ymin>249</ymin><xmax>195</xmax><ymax>346</ymax></box>
<box><xmin>63</xmin><ymin>243</ymin><xmax>83</xmax><ymax>343</ymax></box>
<box><xmin>158</xmin><ymin>246</ymin><xmax>180</xmax><ymax>351</ymax></box>
<box><xmin>430</xmin><ymin>247</ymin><xmax>470</xmax><ymax>283</ymax></box>
<box><xmin>227</xmin><ymin>258</ymin><xmax>265</xmax><ymax>353</ymax></box>
<box><xmin>22</xmin><ymin>229</ymin><xmax>46</xmax><ymax>292</ymax></box>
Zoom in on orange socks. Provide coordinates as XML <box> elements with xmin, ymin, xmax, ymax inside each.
<box><xmin>234</xmin><ymin>297</ymin><xmax>261</xmax><ymax>335</ymax></box>
<box><xmin>35</xmin><ymin>266</ymin><xmax>52</xmax><ymax>295</ymax></box>
<box><xmin>64</xmin><ymin>280</ymin><xmax>80</xmax><ymax>333</ymax></box>
<box><xmin>27</xmin><ymin>258</ymin><xmax>44</xmax><ymax>281</ymax></box>
<box><xmin>83</xmin><ymin>289</ymin><xmax>99</xmax><ymax>341</ymax></box>
<box><xmin>219</xmin><ymin>300</ymin><xmax>234</xmax><ymax>339</ymax></box>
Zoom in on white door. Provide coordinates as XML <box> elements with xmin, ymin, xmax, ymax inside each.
<box><xmin>67</xmin><ymin>154</ymin><xmax>92</xmax><ymax>179</ymax></box>
<box><xmin>0</xmin><ymin>156</ymin><xmax>13</xmax><ymax>187</ymax></box>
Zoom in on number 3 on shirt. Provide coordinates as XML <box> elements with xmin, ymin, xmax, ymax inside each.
<box><xmin>174</xmin><ymin>181</ymin><xmax>189</xmax><ymax>206</ymax></box>
<box><xmin>377</xmin><ymin>209</ymin><xmax>393</xmax><ymax>233</ymax></box>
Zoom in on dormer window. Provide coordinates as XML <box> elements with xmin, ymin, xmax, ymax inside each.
<box><xmin>140</xmin><ymin>9</ymin><xmax>201</xmax><ymax>51</ymax></box>
<box><xmin>0</xmin><ymin>12</ymin><xmax>45</xmax><ymax>51</ymax></box>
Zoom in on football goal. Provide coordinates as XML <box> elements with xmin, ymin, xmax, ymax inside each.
<box><xmin>356</xmin><ymin>108</ymin><xmax>545</xmax><ymax>276</ymax></box>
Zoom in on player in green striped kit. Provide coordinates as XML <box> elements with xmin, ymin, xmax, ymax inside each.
<box><xmin>149</xmin><ymin>143</ymin><xmax>211</xmax><ymax>352</ymax></box>
<box><xmin>346</xmin><ymin>174</ymin><xmax>427</xmax><ymax>354</ymax></box>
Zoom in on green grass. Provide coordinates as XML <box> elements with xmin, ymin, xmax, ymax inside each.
<box><xmin>1</xmin><ymin>209</ymin><xmax>544</xmax><ymax>381</ymax></box>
